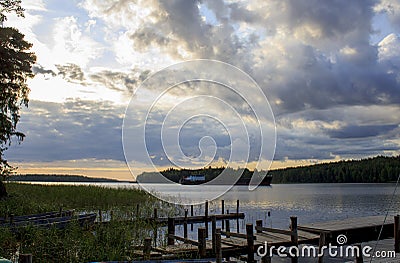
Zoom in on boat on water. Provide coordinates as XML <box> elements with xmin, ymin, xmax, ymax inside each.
<box><xmin>0</xmin><ymin>211</ymin><xmax>97</xmax><ymax>230</ymax></box>
<box><xmin>0</xmin><ymin>209</ymin><xmax>75</xmax><ymax>224</ymax></box>
<box><xmin>179</xmin><ymin>175</ymin><xmax>206</xmax><ymax>185</ymax></box>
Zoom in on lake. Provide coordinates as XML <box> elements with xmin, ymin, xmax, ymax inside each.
<box><xmin>145</xmin><ymin>183</ymin><xmax>400</xmax><ymax>239</ymax></box>
<box><xmin>22</xmin><ymin>182</ymin><xmax>400</xmax><ymax>261</ymax></box>
<box><xmin>27</xmin><ymin>182</ymin><xmax>400</xmax><ymax>229</ymax></box>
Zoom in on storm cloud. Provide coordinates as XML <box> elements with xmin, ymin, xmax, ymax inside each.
<box><xmin>5</xmin><ymin>0</ymin><xmax>400</xmax><ymax>173</ymax></box>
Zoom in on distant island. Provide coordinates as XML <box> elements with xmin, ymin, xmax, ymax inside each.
<box><xmin>7</xmin><ymin>174</ymin><xmax>128</xmax><ymax>183</ymax></box>
<box><xmin>137</xmin><ymin>167</ymin><xmax>272</xmax><ymax>185</ymax></box>
<box><xmin>137</xmin><ymin>155</ymin><xmax>400</xmax><ymax>184</ymax></box>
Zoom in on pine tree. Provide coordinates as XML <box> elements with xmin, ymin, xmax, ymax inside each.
<box><xmin>0</xmin><ymin>1</ymin><xmax>36</xmax><ymax>197</ymax></box>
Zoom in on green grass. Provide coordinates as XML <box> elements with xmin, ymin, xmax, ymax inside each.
<box><xmin>0</xmin><ymin>183</ymin><xmax>153</xmax><ymax>215</ymax></box>
<box><xmin>0</xmin><ymin>183</ymin><xmax>180</xmax><ymax>262</ymax></box>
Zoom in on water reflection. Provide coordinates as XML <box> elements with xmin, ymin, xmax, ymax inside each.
<box><xmin>20</xmin><ymin>182</ymin><xmax>400</xmax><ymax>230</ymax></box>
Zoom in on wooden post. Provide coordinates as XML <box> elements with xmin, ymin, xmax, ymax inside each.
<box><xmin>10</xmin><ymin>214</ymin><xmax>14</xmax><ymax>224</ymax></box>
<box><xmin>261</xmin><ymin>241</ymin><xmax>272</xmax><ymax>263</ymax></box>
<box><xmin>225</xmin><ymin>219</ymin><xmax>230</xmax><ymax>238</ymax></box>
<box><xmin>98</xmin><ymin>209</ymin><xmax>102</xmax><ymax>222</ymax></box>
<box><xmin>216</xmin><ymin>228</ymin><xmax>222</xmax><ymax>263</ymax></box>
<box><xmin>318</xmin><ymin>232</ymin><xmax>326</xmax><ymax>263</ymax></box>
<box><xmin>205</xmin><ymin>201</ymin><xmax>209</xmax><ymax>238</ymax></box>
<box><xmin>256</xmin><ymin>220</ymin><xmax>263</xmax><ymax>233</ymax></box>
<box><xmin>246</xmin><ymin>223</ymin><xmax>255</xmax><ymax>263</ymax></box>
<box><xmin>59</xmin><ymin>207</ymin><xmax>63</xmax><ymax>215</ymax></box>
<box><xmin>395</xmin><ymin>215</ymin><xmax>400</xmax><ymax>253</ymax></box>
<box><xmin>153</xmin><ymin>208</ymin><xmax>157</xmax><ymax>220</ymax></box>
<box><xmin>136</xmin><ymin>203</ymin><xmax>140</xmax><ymax>218</ymax></box>
<box><xmin>212</xmin><ymin>216</ymin><xmax>217</xmax><ymax>254</ymax></box>
<box><xmin>153</xmin><ymin>228</ymin><xmax>158</xmax><ymax>247</ymax></box>
<box><xmin>261</xmin><ymin>256</ymin><xmax>272</xmax><ymax>263</ymax></box>
<box><xmin>19</xmin><ymin>254</ymin><xmax>32</xmax><ymax>263</ymax></box>
<box><xmin>236</xmin><ymin>200</ymin><xmax>240</xmax><ymax>233</ymax></box>
<box><xmin>143</xmin><ymin>237</ymin><xmax>152</xmax><ymax>260</ymax></box>
<box><xmin>153</xmin><ymin>208</ymin><xmax>158</xmax><ymax>245</ymax></box>
<box><xmin>191</xmin><ymin>204</ymin><xmax>194</xmax><ymax>231</ymax></box>
<box><xmin>221</xmin><ymin>200</ymin><xmax>225</xmax><ymax>229</ymax></box>
<box><xmin>198</xmin><ymin>227</ymin><xmax>207</xmax><ymax>258</ymax></box>
<box><xmin>184</xmin><ymin>209</ymin><xmax>188</xmax><ymax>239</ymax></box>
<box><xmin>290</xmin><ymin>216</ymin><xmax>298</xmax><ymax>263</ymax></box>
<box><xmin>110</xmin><ymin>210</ymin><xmax>114</xmax><ymax>221</ymax></box>
<box><xmin>167</xmin><ymin>217</ymin><xmax>175</xmax><ymax>245</ymax></box>
<box><xmin>355</xmin><ymin>244</ymin><xmax>363</xmax><ymax>263</ymax></box>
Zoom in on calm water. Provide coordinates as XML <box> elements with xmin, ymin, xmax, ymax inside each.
<box><xmin>26</xmin><ymin>182</ymin><xmax>400</xmax><ymax>261</ymax></box>
<box><xmin>28</xmin><ymin>182</ymin><xmax>400</xmax><ymax>229</ymax></box>
<box><xmin>216</xmin><ymin>183</ymin><xmax>400</xmax><ymax>228</ymax></box>
<box><xmin>158</xmin><ymin>183</ymin><xmax>400</xmax><ymax>237</ymax></box>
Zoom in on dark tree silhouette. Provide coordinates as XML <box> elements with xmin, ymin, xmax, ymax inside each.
<box><xmin>270</xmin><ymin>155</ymin><xmax>400</xmax><ymax>184</ymax></box>
<box><xmin>0</xmin><ymin>1</ymin><xmax>36</xmax><ymax>197</ymax></box>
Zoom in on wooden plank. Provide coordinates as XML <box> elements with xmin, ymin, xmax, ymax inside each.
<box><xmin>169</xmin><ymin>234</ymin><xmax>200</xmax><ymax>246</ymax></box>
<box><xmin>132</xmin><ymin>250</ymin><xmax>162</xmax><ymax>257</ymax></box>
<box><xmin>255</xmin><ymin>226</ymin><xmax>318</xmax><ymax>240</ymax></box>
<box><xmin>221</xmin><ymin>230</ymin><xmax>248</xmax><ymax>239</ymax></box>
<box><xmin>155</xmin><ymin>213</ymin><xmax>245</xmax><ymax>225</ymax></box>
<box><xmin>299</xmin><ymin>216</ymin><xmax>391</xmax><ymax>233</ymax></box>
<box><xmin>255</xmin><ymin>232</ymin><xmax>292</xmax><ymax>244</ymax></box>
<box><xmin>256</xmin><ymin>226</ymin><xmax>292</xmax><ymax>235</ymax></box>
<box><xmin>220</xmin><ymin>236</ymin><xmax>248</xmax><ymax>247</ymax></box>
<box><xmin>162</xmin><ymin>244</ymin><xmax>198</xmax><ymax>253</ymax></box>
<box><xmin>297</xmin><ymin>230</ymin><xmax>321</xmax><ymax>240</ymax></box>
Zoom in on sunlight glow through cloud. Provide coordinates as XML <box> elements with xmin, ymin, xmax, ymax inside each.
<box><xmin>3</xmin><ymin>0</ymin><xmax>400</xmax><ymax>180</ymax></box>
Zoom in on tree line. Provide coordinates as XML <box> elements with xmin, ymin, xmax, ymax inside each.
<box><xmin>8</xmin><ymin>174</ymin><xmax>120</xmax><ymax>183</ymax></box>
<box><xmin>137</xmin><ymin>166</ymin><xmax>255</xmax><ymax>183</ymax></box>
<box><xmin>138</xmin><ymin>155</ymin><xmax>400</xmax><ymax>184</ymax></box>
<box><xmin>270</xmin><ymin>155</ymin><xmax>400</xmax><ymax>184</ymax></box>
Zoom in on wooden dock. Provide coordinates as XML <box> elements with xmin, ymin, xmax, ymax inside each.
<box><xmin>95</xmin><ymin>200</ymin><xmax>400</xmax><ymax>262</ymax></box>
<box><xmin>298</xmin><ymin>215</ymin><xmax>394</xmax><ymax>244</ymax></box>
<box><xmin>134</xmin><ymin>215</ymin><xmax>320</xmax><ymax>262</ymax></box>
<box><xmin>134</xmin><ymin>213</ymin><xmax>400</xmax><ymax>263</ymax></box>
<box><xmin>13</xmin><ymin>200</ymin><xmax>400</xmax><ymax>263</ymax></box>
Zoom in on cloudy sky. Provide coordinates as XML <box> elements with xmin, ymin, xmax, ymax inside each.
<box><xmin>4</xmin><ymin>0</ymin><xmax>400</xmax><ymax>180</ymax></box>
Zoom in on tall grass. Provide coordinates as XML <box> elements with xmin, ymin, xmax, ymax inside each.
<box><xmin>0</xmin><ymin>183</ymin><xmax>181</xmax><ymax>262</ymax></box>
<box><xmin>0</xmin><ymin>183</ymin><xmax>152</xmax><ymax>215</ymax></box>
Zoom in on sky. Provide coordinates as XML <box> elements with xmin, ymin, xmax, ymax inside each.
<box><xmin>4</xmin><ymin>0</ymin><xmax>400</xmax><ymax>181</ymax></box>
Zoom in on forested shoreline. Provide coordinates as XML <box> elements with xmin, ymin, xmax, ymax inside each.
<box><xmin>270</xmin><ymin>155</ymin><xmax>400</xmax><ymax>183</ymax></box>
<box><xmin>7</xmin><ymin>156</ymin><xmax>400</xmax><ymax>184</ymax></box>
<box><xmin>137</xmin><ymin>155</ymin><xmax>400</xmax><ymax>184</ymax></box>
<box><xmin>7</xmin><ymin>174</ymin><xmax>122</xmax><ymax>183</ymax></box>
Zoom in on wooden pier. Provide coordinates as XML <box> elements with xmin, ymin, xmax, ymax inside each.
<box><xmin>298</xmin><ymin>215</ymin><xmax>395</xmax><ymax>245</ymax></box>
<box><xmin>133</xmin><ymin>209</ymin><xmax>400</xmax><ymax>263</ymax></box>
<box><xmin>17</xmin><ymin>200</ymin><xmax>400</xmax><ymax>262</ymax></box>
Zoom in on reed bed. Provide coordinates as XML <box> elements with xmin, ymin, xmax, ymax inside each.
<box><xmin>0</xmin><ymin>183</ymin><xmax>180</xmax><ymax>262</ymax></box>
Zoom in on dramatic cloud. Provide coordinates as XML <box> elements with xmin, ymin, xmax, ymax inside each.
<box><xmin>88</xmin><ymin>68</ymin><xmax>151</xmax><ymax>94</ymax></box>
<box><xmin>7</xmin><ymin>100</ymin><xmax>125</xmax><ymax>162</ymax></box>
<box><xmin>375</xmin><ymin>0</ymin><xmax>400</xmax><ymax>28</ymax></box>
<box><xmin>4</xmin><ymin>0</ymin><xmax>400</xmax><ymax>178</ymax></box>
<box><xmin>56</xmin><ymin>64</ymin><xmax>86</xmax><ymax>84</ymax></box>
